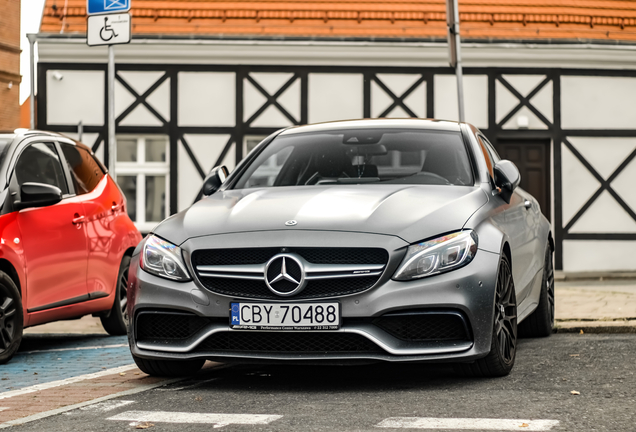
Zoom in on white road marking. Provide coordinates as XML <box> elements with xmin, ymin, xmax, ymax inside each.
<box><xmin>79</xmin><ymin>400</ymin><xmax>136</xmax><ymax>412</ymax></box>
<box><xmin>376</xmin><ymin>417</ymin><xmax>560</xmax><ymax>431</ymax></box>
<box><xmin>0</xmin><ymin>364</ymin><xmax>138</xmax><ymax>400</ymax></box>
<box><xmin>108</xmin><ymin>411</ymin><xmax>283</xmax><ymax>428</ymax></box>
<box><xmin>0</xmin><ymin>378</ymin><xmax>184</xmax><ymax>429</ymax></box>
<box><xmin>20</xmin><ymin>344</ymin><xmax>128</xmax><ymax>354</ymax></box>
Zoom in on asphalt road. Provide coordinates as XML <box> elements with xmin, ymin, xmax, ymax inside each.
<box><xmin>8</xmin><ymin>334</ymin><xmax>636</xmax><ymax>431</ymax></box>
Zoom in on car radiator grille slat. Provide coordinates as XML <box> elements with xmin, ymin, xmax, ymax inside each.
<box><xmin>191</xmin><ymin>247</ymin><xmax>388</xmax><ymax>300</ymax></box>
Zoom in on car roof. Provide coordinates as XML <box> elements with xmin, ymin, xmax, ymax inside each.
<box><xmin>280</xmin><ymin>119</ymin><xmax>463</xmax><ymax>136</ymax></box>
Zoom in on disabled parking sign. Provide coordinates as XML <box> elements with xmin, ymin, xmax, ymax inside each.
<box><xmin>87</xmin><ymin>13</ymin><xmax>131</xmax><ymax>46</ymax></box>
<box><xmin>87</xmin><ymin>0</ymin><xmax>131</xmax><ymax>15</ymax></box>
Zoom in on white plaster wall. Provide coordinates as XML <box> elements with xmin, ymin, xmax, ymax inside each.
<box><xmin>178</xmin><ymin>72</ymin><xmax>235</xmax><ymax>127</ymax></box>
<box><xmin>563</xmin><ymin>240</ymin><xmax>636</xmax><ymax>272</ymax></box>
<box><xmin>562</xmin><ymin>76</ymin><xmax>636</xmax><ymax>129</ymax></box>
<box><xmin>561</xmin><ymin>138</ymin><xmax>636</xmax><ymax>233</ymax></box>
<box><xmin>178</xmin><ymin>134</ymin><xmax>234</xmax><ymax>211</ymax></box>
<box><xmin>115</xmin><ymin>71</ymin><xmax>171</xmax><ymax>126</ymax></box>
<box><xmin>47</xmin><ymin>70</ymin><xmax>104</xmax><ymax>126</ymax></box>
<box><xmin>244</xmin><ymin>72</ymin><xmax>300</xmax><ymax>127</ymax></box>
<box><xmin>434</xmin><ymin>75</ymin><xmax>488</xmax><ymax>129</ymax></box>
<box><xmin>371</xmin><ymin>74</ymin><xmax>426</xmax><ymax>118</ymax></box>
<box><xmin>308</xmin><ymin>74</ymin><xmax>363</xmax><ymax>123</ymax></box>
<box><xmin>496</xmin><ymin>75</ymin><xmax>552</xmax><ymax>129</ymax></box>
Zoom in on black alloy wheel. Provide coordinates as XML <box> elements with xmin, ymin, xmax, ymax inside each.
<box><xmin>493</xmin><ymin>256</ymin><xmax>517</xmax><ymax>365</ymax></box>
<box><xmin>455</xmin><ymin>253</ymin><xmax>517</xmax><ymax>377</ymax></box>
<box><xmin>101</xmin><ymin>255</ymin><xmax>131</xmax><ymax>336</ymax></box>
<box><xmin>519</xmin><ymin>245</ymin><xmax>555</xmax><ymax>338</ymax></box>
<box><xmin>0</xmin><ymin>271</ymin><xmax>23</xmax><ymax>364</ymax></box>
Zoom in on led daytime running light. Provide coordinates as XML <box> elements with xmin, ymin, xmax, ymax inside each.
<box><xmin>393</xmin><ymin>231</ymin><xmax>478</xmax><ymax>281</ymax></box>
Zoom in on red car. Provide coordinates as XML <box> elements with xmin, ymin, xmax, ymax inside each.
<box><xmin>0</xmin><ymin>130</ymin><xmax>142</xmax><ymax>363</ymax></box>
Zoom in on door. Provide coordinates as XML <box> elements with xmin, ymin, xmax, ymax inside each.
<box><xmin>59</xmin><ymin>142</ymin><xmax>120</xmax><ymax>297</ymax></box>
<box><xmin>495</xmin><ymin>138</ymin><xmax>550</xmax><ymax>300</ymax></box>
<box><xmin>14</xmin><ymin>142</ymin><xmax>89</xmax><ymax>312</ymax></box>
<box><xmin>495</xmin><ymin>139</ymin><xmax>551</xmax><ymax>219</ymax></box>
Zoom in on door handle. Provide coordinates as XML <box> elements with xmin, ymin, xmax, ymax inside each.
<box><xmin>111</xmin><ymin>201</ymin><xmax>122</xmax><ymax>213</ymax></box>
<box><xmin>72</xmin><ymin>214</ymin><xmax>85</xmax><ymax>225</ymax></box>
<box><xmin>524</xmin><ymin>200</ymin><xmax>532</xmax><ymax>209</ymax></box>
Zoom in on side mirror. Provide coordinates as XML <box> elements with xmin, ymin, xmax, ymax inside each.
<box><xmin>201</xmin><ymin>166</ymin><xmax>229</xmax><ymax>197</ymax></box>
<box><xmin>493</xmin><ymin>160</ymin><xmax>521</xmax><ymax>204</ymax></box>
<box><xmin>15</xmin><ymin>182</ymin><xmax>63</xmax><ymax>210</ymax></box>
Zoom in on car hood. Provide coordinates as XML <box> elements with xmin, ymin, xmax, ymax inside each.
<box><xmin>155</xmin><ymin>184</ymin><xmax>488</xmax><ymax>246</ymax></box>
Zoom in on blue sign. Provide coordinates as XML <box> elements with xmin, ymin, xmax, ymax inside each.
<box><xmin>230</xmin><ymin>303</ymin><xmax>241</xmax><ymax>325</ymax></box>
<box><xmin>87</xmin><ymin>0</ymin><xmax>130</xmax><ymax>15</ymax></box>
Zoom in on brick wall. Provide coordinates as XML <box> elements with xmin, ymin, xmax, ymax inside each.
<box><xmin>0</xmin><ymin>0</ymin><xmax>21</xmax><ymax>131</ymax></box>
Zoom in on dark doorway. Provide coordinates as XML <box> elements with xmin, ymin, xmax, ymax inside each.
<box><xmin>495</xmin><ymin>139</ymin><xmax>551</xmax><ymax>219</ymax></box>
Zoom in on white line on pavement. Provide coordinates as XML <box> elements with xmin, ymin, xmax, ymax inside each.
<box><xmin>79</xmin><ymin>400</ymin><xmax>136</xmax><ymax>412</ymax></box>
<box><xmin>20</xmin><ymin>344</ymin><xmax>128</xmax><ymax>354</ymax></box>
<box><xmin>108</xmin><ymin>411</ymin><xmax>283</xmax><ymax>428</ymax></box>
<box><xmin>0</xmin><ymin>364</ymin><xmax>138</xmax><ymax>400</ymax></box>
<box><xmin>376</xmin><ymin>417</ymin><xmax>560</xmax><ymax>431</ymax></box>
<box><xmin>0</xmin><ymin>378</ymin><xmax>184</xmax><ymax>429</ymax></box>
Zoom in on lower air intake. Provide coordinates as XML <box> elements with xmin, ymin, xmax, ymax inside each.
<box><xmin>194</xmin><ymin>331</ymin><xmax>384</xmax><ymax>354</ymax></box>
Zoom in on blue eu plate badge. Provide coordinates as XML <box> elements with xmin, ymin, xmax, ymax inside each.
<box><xmin>230</xmin><ymin>303</ymin><xmax>241</xmax><ymax>325</ymax></box>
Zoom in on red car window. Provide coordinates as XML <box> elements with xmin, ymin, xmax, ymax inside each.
<box><xmin>60</xmin><ymin>143</ymin><xmax>105</xmax><ymax>195</ymax></box>
<box><xmin>16</xmin><ymin>142</ymin><xmax>69</xmax><ymax>194</ymax></box>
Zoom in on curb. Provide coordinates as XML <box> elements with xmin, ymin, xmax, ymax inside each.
<box><xmin>554</xmin><ymin>321</ymin><xmax>636</xmax><ymax>334</ymax></box>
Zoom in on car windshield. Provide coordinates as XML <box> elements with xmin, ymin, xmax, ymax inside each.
<box><xmin>233</xmin><ymin>128</ymin><xmax>473</xmax><ymax>189</ymax></box>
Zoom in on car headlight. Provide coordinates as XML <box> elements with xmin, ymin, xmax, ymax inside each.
<box><xmin>393</xmin><ymin>231</ymin><xmax>478</xmax><ymax>281</ymax></box>
<box><xmin>140</xmin><ymin>235</ymin><xmax>191</xmax><ymax>281</ymax></box>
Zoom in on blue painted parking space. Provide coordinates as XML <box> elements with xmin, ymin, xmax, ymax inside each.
<box><xmin>0</xmin><ymin>334</ymin><xmax>132</xmax><ymax>392</ymax></box>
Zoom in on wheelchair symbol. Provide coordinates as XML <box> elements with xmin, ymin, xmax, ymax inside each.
<box><xmin>99</xmin><ymin>17</ymin><xmax>118</xmax><ymax>41</ymax></box>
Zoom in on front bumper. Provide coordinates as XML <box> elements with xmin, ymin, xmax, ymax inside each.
<box><xmin>128</xmin><ymin>230</ymin><xmax>500</xmax><ymax>364</ymax></box>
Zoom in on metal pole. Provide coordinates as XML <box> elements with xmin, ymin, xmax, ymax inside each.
<box><xmin>108</xmin><ymin>44</ymin><xmax>117</xmax><ymax>181</ymax></box>
<box><xmin>27</xmin><ymin>33</ymin><xmax>37</xmax><ymax>129</ymax></box>
<box><xmin>451</xmin><ymin>0</ymin><xmax>465</xmax><ymax>122</ymax></box>
<box><xmin>78</xmin><ymin>120</ymin><xmax>83</xmax><ymax>142</ymax></box>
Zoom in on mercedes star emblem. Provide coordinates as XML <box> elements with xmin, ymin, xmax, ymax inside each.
<box><xmin>285</xmin><ymin>220</ymin><xmax>297</xmax><ymax>226</ymax></box>
<box><xmin>264</xmin><ymin>254</ymin><xmax>306</xmax><ymax>296</ymax></box>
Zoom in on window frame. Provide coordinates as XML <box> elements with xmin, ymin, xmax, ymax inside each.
<box><xmin>116</xmin><ymin>135</ymin><xmax>170</xmax><ymax>233</ymax></box>
<box><xmin>10</xmin><ymin>140</ymin><xmax>75</xmax><ymax>198</ymax></box>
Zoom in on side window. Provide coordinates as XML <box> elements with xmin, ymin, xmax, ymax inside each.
<box><xmin>480</xmin><ymin>136</ymin><xmax>501</xmax><ymax>163</ymax></box>
<box><xmin>477</xmin><ymin>136</ymin><xmax>495</xmax><ymax>180</ymax></box>
<box><xmin>60</xmin><ymin>143</ymin><xmax>105</xmax><ymax>195</ymax></box>
<box><xmin>15</xmin><ymin>142</ymin><xmax>69</xmax><ymax>194</ymax></box>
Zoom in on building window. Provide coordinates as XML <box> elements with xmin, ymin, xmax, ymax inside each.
<box><xmin>116</xmin><ymin>136</ymin><xmax>170</xmax><ymax>233</ymax></box>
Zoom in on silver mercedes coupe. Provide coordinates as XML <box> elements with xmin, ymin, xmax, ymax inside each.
<box><xmin>127</xmin><ymin>119</ymin><xmax>554</xmax><ymax>378</ymax></box>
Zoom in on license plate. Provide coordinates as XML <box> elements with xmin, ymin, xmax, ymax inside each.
<box><xmin>230</xmin><ymin>302</ymin><xmax>340</xmax><ymax>330</ymax></box>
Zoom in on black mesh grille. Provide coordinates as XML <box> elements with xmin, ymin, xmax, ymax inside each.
<box><xmin>197</xmin><ymin>276</ymin><xmax>380</xmax><ymax>300</ymax></box>
<box><xmin>136</xmin><ymin>312</ymin><xmax>210</xmax><ymax>341</ymax></box>
<box><xmin>192</xmin><ymin>247</ymin><xmax>388</xmax><ymax>299</ymax></box>
<box><xmin>374</xmin><ymin>313</ymin><xmax>470</xmax><ymax>342</ymax></box>
<box><xmin>192</xmin><ymin>247</ymin><xmax>388</xmax><ymax>266</ymax></box>
<box><xmin>194</xmin><ymin>331</ymin><xmax>384</xmax><ymax>354</ymax></box>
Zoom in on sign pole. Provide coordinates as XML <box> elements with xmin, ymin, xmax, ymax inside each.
<box><xmin>27</xmin><ymin>33</ymin><xmax>37</xmax><ymax>129</ymax></box>
<box><xmin>86</xmin><ymin>0</ymin><xmax>132</xmax><ymax>178</ymax></box>
<box><xmin>446</xmin><ymin>0</ymin><xmax>465</xmax><ymax>122</ymax></box>
<box><xmin>108</xmin><ymin>44</ymin><xmax>117</xmax><ymax>181</ymax></box>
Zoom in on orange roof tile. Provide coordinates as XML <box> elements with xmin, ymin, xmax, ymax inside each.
<box><xmin>40</xmin><ymin>0</ymin><xmax>636</xmax><ymax>42</ymax></box>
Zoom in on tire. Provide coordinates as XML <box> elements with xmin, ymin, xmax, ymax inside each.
<box><xmin>518</xmin><ymin>245</ymin><xmax>555</xmax><ymax>338</ymax></box>
<box><xmin>133</xmin><ymin>354</ymin><xmax>205</xmax><ymax>377</ymax></box>
<box><xmin>455</xmin><ymin>253</ymin><xmax>517</xmax><ymax>377</ymax></box>
<box><xmin>0</xmin><ymin>271</ymin><xmax>23</xmax><ymax>365</ymax></box>
<box><xmin>100</xmin><ymin>255</ymin><xmax>131</xmax><ymax>336</ymax></box>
